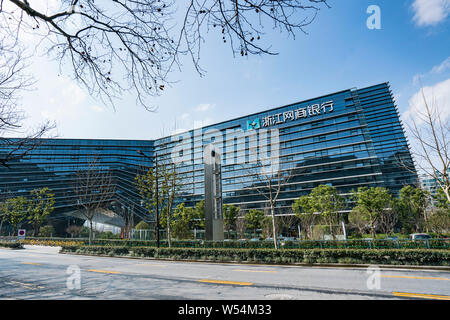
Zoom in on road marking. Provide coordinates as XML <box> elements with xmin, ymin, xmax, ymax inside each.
<box><xmin>393</xmin><ymin>292</ymin><xmax>450</xmax><ymax>300</ymax></box>
<box><xmin>21</xmin><ymin>262</ymin><xmax>42</xmax><ymax>266</ymax></box>
<box><xmin>382</xmin><ymin>275</ymin><xmax>450</xmax><ymax>281</ymax></box>
<box><xmin>198</xmin><ymin>279</ymin><xmax>253</xmax><ymax>286</ymax></box>
<box><xmin>87</xmin><ymin>269</ymin><xmax>121</xmax><ymax>274</ymax></box>
<box><xmin>7</xmin><ymin>281</ymin><xmax>45</xmax><ymax>290</ymax></box>
<box><xmin>233</xmin><ymin>269</ymin><xmax>277</xmax><ymax>273</ymax></box>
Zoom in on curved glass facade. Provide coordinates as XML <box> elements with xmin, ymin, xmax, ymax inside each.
<box><xmin>0</xmin><ymin>82</ymin><xmax>418</xmax><ymax>222</ymax></box>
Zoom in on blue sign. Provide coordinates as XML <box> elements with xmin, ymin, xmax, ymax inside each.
<box><xmin>246</xmin><ymin>118</ymin><xmax>260</xmax><ymax>130</ymax></box>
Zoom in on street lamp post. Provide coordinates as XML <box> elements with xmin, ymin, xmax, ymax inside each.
<box><xmin>136</xmin><ymin>149</ymin><xmax>160</xmax><ymax>248</ymax></box>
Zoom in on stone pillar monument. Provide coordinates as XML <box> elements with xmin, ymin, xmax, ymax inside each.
<box><xmin>204</xmin><ymin>144</ymin><xmax>223</xmax><ymax>241</ymax></box>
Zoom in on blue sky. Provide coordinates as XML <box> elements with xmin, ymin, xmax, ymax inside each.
<box><xmin>18</xmin><ymin>0</ymin><xmax>450</xmax><ymax>140</ymax></box>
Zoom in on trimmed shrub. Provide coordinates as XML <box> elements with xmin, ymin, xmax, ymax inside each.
<box><xmin>38</xmin><ymin>225</ymin><xmax>55</xmax><ymax>237</ymax></box>
<box><xmin>80</xmin><ymin>238</ymin><xmax>450</xmax><ymax>250</ymax></box>
<box><xmin>135</xmin><ymin>221</ymin><xmax>150</xmax><ymax>230</ymax></box>
<box><xmin>0</xmin><ymin>241</ymin><xmax>24</xmax><ymax>249</ymax></box>
<box><xmin>59</xmin><ymin>246</ymin><xmax>450</xmax><ymax>266</ymax></box>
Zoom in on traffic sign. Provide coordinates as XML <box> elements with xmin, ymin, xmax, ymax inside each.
<box><xmin>17</xmin><ymin>229</ymin><xmax>26</xmax><ymax>240</ymax></box>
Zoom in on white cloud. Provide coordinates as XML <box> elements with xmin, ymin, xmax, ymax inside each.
<box><xmin>402</xmin><ymin>78</ymin><xmax>450</xmax><ymax>125</ymax></box>
<box><xmin>431</xmin><ymin>57</ymin><xmax>450</xmax><ymax>74</ymax></box>
<box><xmin>194</xmin><ymin>103</ymin><xmax>215</xmax><ymax>112</ymax></box>
<box><xmin>413</xmin><ymin>56</ymin><xmax>450</xmax><ymax>85</ymax></box>
<box><xmin>91</xmin><ymin>105</ymin><xmax>105</xmax><ymax>113</ymax></box>
<box><xmin>412</xmin><ymin>0</ymin><xmax>450</xmax><ymax>26</ymax></box>
<box><xmin>39</xmin><ymin>78</ymin><xmax>87</xmax><ymax>122</ymax></box>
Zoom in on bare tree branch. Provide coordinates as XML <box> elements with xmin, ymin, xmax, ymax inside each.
<box><xmin>404</xmin><ymin>87</ymin><xmax>450</xmax><ymax>202</ymax></box>
<box><xmin>0</xmin><ymin>31</ymin><xmax>54</xmax><ymax>167</ymax></box>
<box><xmin>1</xmin><ymin>0</ymin><xmax>328</xmax><ymax>109</ymax></box>
<box><xmin>73</xmin><ymin>157</ymin><xmax>116</xmax><ymax>244</ymax></box>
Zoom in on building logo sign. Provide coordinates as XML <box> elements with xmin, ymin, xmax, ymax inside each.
<box><xmin>246</xmin><ymin>118</ymin><xmax>261</xmax><ymax>130</ymax></box>
<box><xmin>246</xmin><ymin>100</ymin><xmax>334</xmax><ymax>130</ymax></box>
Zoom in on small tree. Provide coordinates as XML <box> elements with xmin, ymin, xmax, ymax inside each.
<box><xmin>352</xmin><ymin>187</ymin><xmax>393</xmax><ymax>238</ymax></box>
<box><xmin>277</xmin><ymin>214</ymin><xmax>298</xmax><ymax>238</ymax></box>
<box><xmin>192</xmin><ymin>200</ymin><xmax>206</xmax><ymax>231</ymax></box>
<box><xmin>244</xmin><ymin>161</ymin><xmax>293</xmax><ymax>248</ymax></box>
<box><xmin>74</xmin><ymin>159</ymin><xmax>115</xmax><ymax>245</ymax></box>
<box><xmin>135</xmin><ymin>221</ymin><xmax>150</xmax><ymax>230</ymax></box>
<box><xmin>398</xmin><ymin>186</ymin><xmax>430</xmax><ymax>233</ymax></box>
<box><xmin>171</xmin><ymin>203</ymin><xmax>195</xmax><ymax>240</ymax></box>
<box><xmin>427</xmin><ymin>208</ymin><xmax>450</xmax><ymax>235</ymax></box>
<box><xmin>135</xmin><ymin>167</ymin><xmax>158</xmax><ymax>239</ymax></box>
<box><xmin>304</xmin><ymin>185</ymin><xmax>345</xmax><ymax>240</ymax></box>
<box><xmin>292</xmin><ymin>195</ymin><xmax>320</xmax><ymax>240</ymax></box>
<box><xmin>159</xmin><ymin>163</ymin><xmax>181</xmax><ymax>247</ymax></box>
<box><xmin>223</xmin><ymin>204</ymin><xmax>240</xmax><ymax>239</ymax></box>
<box><xmin>4</xmin><ymin>196</ymin><xmax>28</xmax><ymax>236</ymax></box>
<box><xmin>348</xmin><ymin>206</ymin><xmax>370</xmax><ymax>236</ymax></box>
<box><xmin>243</xmin><ymin>209</ymin><xmax>265</xmax><ymax>238</ymax></box>
<box><xmin>38</xmin><ymin>225</ymin><xmax>55</xmax><ymax>237</ymax></box>
<box><xmin>27</xmin><ymin>187</ymin><xmax>55</xmax><ymax>237</ymax></box>
<box><xmin>66</xmin><ymin>225</ymin><xmax>83</xmax><ymax>238</ymax></box>
<box><xmin>261</xmin><ymin>214</ymin><xmax>278</xmax><ymax>239</ymax></box>
<box><xmin>378</xmin><ymin>199</ymin><xmax>400</xmax><ymax>235</ymax></box>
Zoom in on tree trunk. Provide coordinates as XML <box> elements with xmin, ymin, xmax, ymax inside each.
<box><xmin>371</xmin><ymin>223</ymin><xmax>376</xmax><ymax>238</ymax></box>
<box><xmin>329</xmin><ymin>221</ymin><xmax>334</xmax><ymax>240</ymax></box>
<box><xmin>34</xmin><ymin>222</ymin><xmax>39</xmax><ymax>237</ymax></box>
<box><xmin>167</xmin><ymin>214</ymin><xmax>171</xmax><ymax>248</ymax></box>
<box><xmin>270</xmin><ymin>206</ymin><xmax>278</xmax><ymax>249</ymax></box>
<box><xmin>444</xmin><ymin>186</ymin><xmax>450</xmax><ymax>203</ymax></box>
<box><xmin>89</xmin><ymin>219</ymin><xmax>93</xmax><ymax>245</ymax></box>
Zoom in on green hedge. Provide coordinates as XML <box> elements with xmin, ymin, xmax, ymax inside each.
<box><xmin>80</xmin><ymin>238</ymin><xmax>450</xmax><ymax>250</ymax></box>
<box><xmin>59</xmin><ymin>246</ymin><xmax>450</xmax><ymax>266</ymax></box>
<box><xmin>13</xmin><ymin>237</ymin><xmax>450</xmax><ymax>250</ymax></box>
<box><xmin>0</xmin><ymin>241</ymin><xmax>24</xmax><ymax>249</ymax></box>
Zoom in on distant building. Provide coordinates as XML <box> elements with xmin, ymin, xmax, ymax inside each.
<box><xmin>420</xmin><ymin>170</ymin><xmax>450</xmax><ymax>206</ymax></box>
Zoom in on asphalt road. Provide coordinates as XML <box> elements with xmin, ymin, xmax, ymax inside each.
<box><xmin>0</xmin><ymin>246</ymin><xmax>449</xmax><ymax>300</ymax></box>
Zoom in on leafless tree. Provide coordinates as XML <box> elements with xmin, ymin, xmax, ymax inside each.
<box><xmin>244</xmin><ymin>161</ymin><xmax>293</xmax><ymax>249</ymax></box>
<box><xmin>378</xmin><ymin>208</ymin><xmax>399</xmax><ymax>235</ymax></box>
<box><xmin>116</xmin><ymin>202</ymin><xmax>135</xmax><ymax>239</ymax></box>
<box><xmin>73</xmin><ymin>158</ymin><xmax>115</xmax><ymax>244</ymax></box>
<box><xmin>1</xmin><ymin>0</ymin><xmax>329</xmax><ymax>110</ymax></box>
<box><xmin>277</xmin><ymin>213</ymin><xmax>298</xmax><ymax>237</ymax></box>
<box><xmin>0</xmin><ymin>32</ymin><xmax>54</xmax><ymax>167</ymax></box>
<box><xmin>159</xmin><ymin>161</ymin><xmax>181</xmax><ymax>247</ymax></box>
<box><xmin>66</xmin><ymin>225</ymin><xmax>82</xmax><ymax>238</ymax></box>
<box><xmin>236</xmin><ymin>212</ymin><xmax>246</xmax><ymax>239</ymax></box>
<box><xmin>405</xmin><ymin>88</ymin><xmax>450</xmax><ymax>203</ymax></box>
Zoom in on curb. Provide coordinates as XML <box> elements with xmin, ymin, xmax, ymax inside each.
<box><xmin>59</xmin><ymin>251</ymin><xmax>450</xmax><ymax>272</ymax></box>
